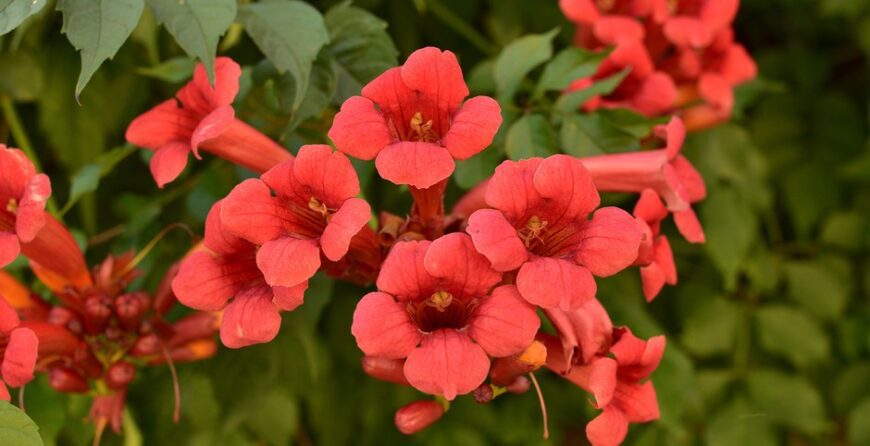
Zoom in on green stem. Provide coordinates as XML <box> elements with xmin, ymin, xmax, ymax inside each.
<box><xmin>425</xmin><ymin>0</ymin><xmax>499</xmax><ymax>56</ymax></box>
<box><xmin>1</xmin><ymin>95</ymin><xmax>59</xmax><ymax>214</ymax></box>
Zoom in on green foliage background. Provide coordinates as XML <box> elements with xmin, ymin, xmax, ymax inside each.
<box><xmin>0</xmin><ymin>0</ymin><xmax>868</xmax><ymax>445</ymax></box>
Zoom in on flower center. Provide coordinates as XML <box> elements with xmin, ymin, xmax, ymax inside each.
<box><xmin>6</xmin><ymin>198</ymin><xmax>18</xmax><ymax>214</ymax></box>
<box><xmin>308</xmin><ymin>197</ymin><xmax>329</xmax><ymax>218</ymax></box>
<box><xmin>408</xmin><ymin>291</ymin><xmax>477</xmax><ymax>332</ymax></box>
<box><xmin>518</xmin><ymin>215</ymin><xmax>548</xmax><ymax>248</ymax></box>
<box><xmin>409</xmin><ymin>112</ymin><xmax>438</xmax><ymax>143</ymax></box>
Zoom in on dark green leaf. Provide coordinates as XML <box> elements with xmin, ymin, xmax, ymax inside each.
<box><xmin>238</xmin><ymin>0</ymin><xmax>329</xmax><ymax>112</ymax></box>
<box><xmin>505</xmin><ymin>114</ymin><xmax>554</xmax><ymax>160</ymax></box>
<box><xmin>135</xmin><ymin>56</ymin><xmax>195</xmax><ymax>83</ymax></box>
<box><xmin>146</xmin><ymin>0</ymin><xmax>236</xmax><ymax>83</ymax></box>
<box><xmin>747</xmin><ymin>369</ymin><xmax>827</xmax><ymax>435</ymax></box>
<box><xmin>0</xmin><ymin>401</ymin><xmax>42</xmax><ymax>446</ymax></box>
<box><xmin>705</xmin><ymin>396</ymin><xmax>777</xmax><ymax>446</ymax></box>
<box><xmin>325</xmin><ymin>1</ymin><xmax>398</xmax><ymax>85</ymax></box>
<box><xmin>0</xmin><ymin>51</ymin><xmax>44</xmax><ymax>101</ymax></box>
<box><xmin>784</xmin><ymin>260</ymin><xmax>849</xmax><ymax>320</ymax></box>
<box><xmin>833</xmin><ymin>362</ymin><xmax>870</xmax><ymax>415</ymax></box>
<box><xmin>755</xmin><ymin>305</ymin><xmax>830</xmax><ymax>368</ymax></box>
<box><xmin>493</xmin><ymin>29</ymin><xmax>557</xmax><ymax>101</ymax></box>
<box><xmin>848</xmin><ymin>398</ymin><xmax>870</xmax><ymax>446</ymax></box>
<box><xmin>454</xmin><ymin>146</ymin><xmax>503</xmax><ymax>189</ymax></box>
<box><xmin>535</xmin><ymin>47</ymin><xmax>606</xmax><ymax>94</ymax></box>
<box><xmin>560</xmin><ymin>113</ymin><xmax>640</xmax><ymax>157</ymax></box>
<box><xmin>781</xmin><ymin>163</ymin><xmax>843</xmax><ymax>238</ymax></box>
<box><xmin>701</xmin><ymin>186</ymin><xmax>757</xmax><ymax>288</ymax></box>
<box><xmin>554</xmin><ymin>67</ymin><xmax>630</xmax><ymax>113</ymax></box>
<box><xmin>285</xmin><ymin>49</ymin><xmax>337</xmax><ymax>132</ymax></box>
<box><xmin>681</xmin><ymin>296</ymin><xmax>741</xmax><ymax>357</ymax></box>
<box><xmin>0</xmin><ymin>0</ymin><xmax>46</xmax><ymax>36</ymax></box>
<box><xmin>595</xmin><ymin>108</ymin><xmax>664</xmax><ymax>138</ymax></box>
<box><xmin>58</xmin><ymin>0</ymin><xmax>145</xmax><ymax>97</ymax></box>
<box><xmin>61</xmin><ymin>145</ymin><xmax>136</xmax><ymax>214</ymax></box>
<box><xmin>820</xmin><ymin>211</ymin><xmax>867</xmax><ymax>251</ymax></box>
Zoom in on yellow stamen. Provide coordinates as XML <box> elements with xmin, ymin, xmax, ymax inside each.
<box><xmin>410</xmin><ymin>112</ymin><xmax>436</xmax><ymax>142</ymax></box>
<box><xmin>308</xmin><ymin>197</ymin><xmax>328</xmax><ymax>216</ymax></box>
<box><xmin>427</xmin><ymin>291</ymin><xmax>453</xmax><ymax>312</ymax></box>
<box><xmin>6</xmin><ymin>198</ymin><xmax>18</xmax><ymax>214</ymax></box>
<box><xmin>518</xmin><ymin>215</ymin><xmax>548</xmax><ymax>247</ymax></box>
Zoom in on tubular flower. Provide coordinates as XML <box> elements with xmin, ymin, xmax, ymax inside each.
<box><xmin>328</xmin><ymin>46</ymin><xmax>502</xmax><ymax>189</ymax></box>
<box><xmin>579</xmin><ymin>117</ymin><xmax>706</xmax><ymax>243</ymax></box>
<box><xmin>219</xmin><ymin>144</ymin><xmax>372</xmax><ymax>294</ymax></box>
<box><xmin>0</xmin><ymin>145</ymin><xmax>51</xmax><ymax>268</ymax></box>
<box><xmin>172</xmin><ymin>200</ymin><xmax>307</xmax><ymax>348</ymax></box>
<box><xmin>351</xmin><ymin>234</ymin><xmax>540</xmax><ymax>400</ymax></box>
<box><xmin>541</xmin><ymin>326</ymin><xmax>665</xmax><ymax>446</ymax></box>
<box><xmin>633</xmin><ymin>190</ymin><xmax>677</xmax><ymax>301</ymax></box>
<box><xmin>466</xmin><ymin>155</ymin><xmax>642</xmax><ymax>310</ymax></box>
<box><xmin>126</xmin><ymin>57</ymin><xmax>292</xmax><ymax>188</ymax></box>
<box><xmin>0</xmin><ymin>298</ymin><xmax>38</xmax><ymax>400</ymax></box>
<box><xmin>543</xmin><ymin>298</ymin><xmax>614</xmax><ymax>369</ymax></box>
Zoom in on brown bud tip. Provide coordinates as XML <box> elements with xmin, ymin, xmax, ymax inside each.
<box><xmin>106</xmin><ymin>361</ymin><xmax>136</xmax><ymax>390</ymax></box>
<box><xmin>517</xmin><ymin>340</ymin><xmax>547</xmax><ymax>370</ymax></box>
<box><xmin>394</xmin><ymin>400</ymin><xmax>444</xmax><ymax>435</ymax></box>
<box><xmin>48</xmin><ymin>367</ymin><xmax>90</xmax><ymax>393</ymax></box>
<box><xmin>473</xmin><ymin>384</ymin><xmax>494</xmax><ymax>404</ymax></box>
<box><xmin>361</xmin><ymin>356</ymin><xmax>409</xmax><ymax>385</ymax></box>
<box><xmin>506</xmin><ymin>376</ymin><xmax>531</xmax><ymax>394</ymax></box>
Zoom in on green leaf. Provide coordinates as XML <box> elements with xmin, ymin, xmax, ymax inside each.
<box><xmin>285</xmin><ymin>49</ymin><xmax>337</xmax><ymax>132</ymax></box>
<box><xmin>848</xmin><ymin>398</ymin><xmax>870</xmax><ymax>446</ymax></box>
<box><xmin>61</xmin><ymin>145</ymin><xmax>136</xmax><ymax>214</ymax></box>
<box><xmin>58</xmin><ymin>0</ymin><xmax>145</xmax><ymax>98</ymax></box>
<box><xmin>755</xmin><ymin>305</ymin><xmax>830</xmax><ymax>368</ymax></box>
<box><xmin>454</xmin><ymin>146</ymin><xmax>503</xmax><ymax>189</ymax></box>
<box><xmin>238</xmin><ymin>0</ymin><xmax>329</xmax><ymax>112</ymax></box>
<box><xmin>554</xmin><ymin>67</ymin><xmax>630</xmax><ymax>113</ymax></box>
<box><xmin>833</xmin><ymin>362</ymin><xmax>870</xmax><ymax>415</ymax></box>
<box><xmin>560</xmin><ymin>113</ymin><xmax>640</xmax><ymax>157</ymax></box>
<box><xmin>705</xmin><ymin>396</ymin><xmax>777</xmax><ymax>446</ymax></box>
<box><xmin>595</xmin><ymin>108</ymin><xmax>664</xmax><ymax>138</ymax></box>
<box><xmin>0</xmin><ymin>50</ymin><xmax>44</xmax><ymax>101</ymax></box>
<box><xmin>135</xmin><ymin>56</ymin><xmax>195</xmax><ymax>83</ymax></box>
<box><xmin>820</xmin><ymin>211</ymin><xmax>867</xmax><ymax>252</ymax></box>
<box><xmin>535</xmin><ymin>47</ymin><xmax>606</xmax><ymax>94</ymax></box>
<box><xmin>681</xmin><ymin>296</ymin><xmax>741</xmax><ymax>357</ymax></box>
<box><xmin>0</xmin><ymin>401</ymin><xmax>42</xmax><ymax>446</ymax></box>
<box><xmin>324</xmin><ymin>1</ymin><xmax>398</xmax><ymax>85</ymax></box>
<box><xmin>493</xmin><ymin>29</ymin><xmax>557</xmax><ymax>101</ymax></box>
<box><xmin>701</xmin><ymin>186</ymin><xmax>757</xmax><ymax>288</ymax></box>
<box><xmin>146</xmin><ymin>0</ymin><xmax>236</xmax><ymax>83</ymax></box>
<box><xmin>505</xmin><ymin>114</ymin><xmax>555</xmax><ymax>160</ymax></box>
<box><xmin>243</xmin><ymin>392</ymin><xmax>299</xmax><ymax>445</ymax></box>
<box><xmin>747</xmin><ymin>369</ymin><xmax>827</xmax><ymax>435</ymax></box>
<box><xmin>783</xmin><ymin>260</ymin><xmax>849</xmax><ymax>320</ymax></box>
<box><xmin>781</xmin><ymin>163</ymin><xmax>843</xmax><ymax>238</ymax></box>
<box><xmin>0</xmin><ymin>0</ymin><xmax>46</xmax><ymax>36</ymax></box>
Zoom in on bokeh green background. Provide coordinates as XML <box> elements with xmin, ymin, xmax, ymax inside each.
<box><xmin>0</xmin><ymin>0</ymin><xmax>868</xmax><ymax>444</ymax></box>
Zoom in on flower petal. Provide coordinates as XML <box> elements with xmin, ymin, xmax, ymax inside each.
<box><xmin>219</xmin><ymin>285</ymin><xmax>281</xmax><ymax>348</ymax></box>
<box><xmin>321</xmin><ymin>197</ymin><xmax>371</xmax><ymax>262</ymax></box>
<box><xmin>125</xmin><ymin>99</ymin><xmax>196</xmax><ymax>150</ymax></box>
<box><xmin>586</xmin><ymin>406</ymin><xmax>629</xmax><ymax>446</ymax></box>
<box><xmin>654</xmin><ymin>236</ymin><xmax>677</xmax><ymax>284</ymax></box>
<box><xmin>178</xmin><ymin>57</ymin><xmax>242</xmax><ymax>111</ymax></box>
<box><xmin>630</xmin><ymin>72</ymin><xmax>677</xmax><ymax>117</ymax></box>
<box><xmin>403</xmin><ymin>329</ymin><xmax>489</xmax><ymax>400</ymax></box>
<box><xmin>376</xmin><ymin>240</ymin><xmax>436</xmax><ymax>301</ymax></box>
<box><xmin>361</xmin><ymin>67</ymin><xmax>417</xmax><ymax>138</ymax></box>
<box><xmin>351</xmin><ymin>291</ymin><xmax>422</xmax><ymax>359</ymax></box>
<box><xmin>0</xmin><ymin>146</ymin><xmax>35</xmax><ymax>199</ymax></box>
<box><xmin>293</xmin><ymin>145</ymin><xmax>361</xmax><ymax>206</ymax></box>
<box><xmin>256</xmin><ymin>237</ymin><xmax>320</xmax><ymax>288</ymax></box>
<box><xmin>698</xmin><ymin>73</ymin><xmax>733</xmax><ymax>112</ymax></box>
<box><xmin>328</xmin><ymin>96</ymin><xmax>392</xmax><ymax>160</ymax></box>
<box><xmin>615</xmin><ymin>380</ymin><xmax>660</xmax><ymax>422</ymax></box>
<box><xmin>0</xmin><ymin>297</ymin><xmax>20</xmax><ymax>333</ymax></box>
<box><xmin>466</xmin><ymin>209</ymin><xmax>528</xmax><ymax>272</ymax></box>
<box><xmin>559</xmin><ymin>0</ymin><xmax>599</xmax><ymax>24</ymax></box>
<box><xmin>516</xmin><ymin>256</ymin><xmax>596</xmax><ymax>310</ymax></box>
<box><xmin>534</xmin><ymin>154</ymin><xmax>600</xmax><ymax>223</ymax></box>
<box><xmin>172</xmin><ymin>251</ymin><xmax>260</xmax><ymax>311</ymax></box>
<box><xmin>190</xmin><ymin>105</ymin><xmax>235</xmax><ymax>157</ymax></box>
<box><xmin>594</xmin><ymin>16</ymin><xmax>645</xmax><ymax>45</ymax></box>
<box><xmin>202</xmin><ymin>200</ymin><xmax>252</xmax><ymax>255</ymax></box>
<box><xmin>1</xmin><ymin>327</ymin><xmax>37</xmax><ymax>387</ymax></box>
<box><xmin>611</xmin><ymin>330</ymin><xmax>666</xmax><ymax>381</ymax></box>
<box><xmin>575</xmin><ymin>207</ymin><xmax>643</xmax><ymax>277</ymax></box>
<box><xmin>401</xmin><ymin>47</ymin><xmax>469</xmax><ymax>125</ymax></box>
<box><xmin>674</xmin><ymin>208</ymin><xmax>705</xmax><ymax>243</ymax></box>
<box><xmin>0</xmin><ymin>231</ymin><xmax>20</xmax><ymax>269</ymax></box>
<box><xmin>374</xmin><ymin>142</ymin><xmax>454</xmax><ymax>189</ymax></box>
<box><xmin>442</xmin><ymin>96</ymin><xmax>502</xmax><ymax>160</ymax></box>
<box><xmin>640</xmin><ymin>263</ymin><xmax>666</xmax><ymax>302</ymax></box>
<box><xmin>544</xmin><ymin>298</ymin><xmax>613</xmax><ymax>366</ymax></box>
<box><xmin>664</xmin><ymin>17</ymin><xmax>713</xmax><ymax>48</ymax></box>
<box><xmin>485</xmin><ymin>158</ymin><xmax>543</xmax><ymax>221</ymax></box>
<box><xmin>272</xmin><ymin>281</ymin><xmax>308</xmax><ymax>311</ymax></box>
<box><xmin>14</xmin><ymin>174</ymin><xmax>50</xmax><ymax>242</ymax></box>
<box><xmin>468</xmin><ymin>285</ymin><xmax>540</xmax><ymax>357</ymax></box>
<box><xmin>150</xmin><ymin>142</ymin><xmax>190</xmax><ymax>189</ymax></box>
<box><xmin>221</xmin><ymin>179</ymin><xmax>288</xmax><ymax>244</ymax></box>
<box><xmin>424</xmin><ymin>233</ymin><xmax>501</xmax><ymax>298</ymax></box>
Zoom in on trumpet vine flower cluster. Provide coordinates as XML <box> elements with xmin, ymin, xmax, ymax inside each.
<box><xmin>0</xmin><ymin>20</ymin><xmax>749</xmax><ymax>439</ymax></box>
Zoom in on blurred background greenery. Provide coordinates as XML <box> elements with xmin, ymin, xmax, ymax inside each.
<box><xmin>0</xmin><ymin>0</ymin><xmax>868</xmax><ymax>445</ymax></box>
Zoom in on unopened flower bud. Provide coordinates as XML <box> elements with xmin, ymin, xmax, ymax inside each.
<box><xmin>73</xmin><ymin>344</ymin><xmax>104</xmax><ymax>378</ymax></box>
<box><xmin>489</xmin><ymin>341</ymin><xmax>547</xmax><ymax>386</ymax></box>
<box><xmin>115</xmin><ymin>293</ymin><xmax>145</xmax><ymax>330</ymax></box>
<box><xmin>473</xmin><ymin>383</ymin><xmax>494</xmax><ymax>404</ymax></box>
<box><xmin>48</xmin><ymin>366</ymin><xmax>89</xmax><ymax>393</ymax></box>
<box><xmin>130</xmin><ymin>333</ymin><xmax>159</xmax><ymax>357</ymax></box>
<box><xmin>361</xmin><ymin>356</ymin><xmax>409</xmax><ymax>385</ymax></box>
<box><xmin>506</xmin><ymin>376</ymin><xmax>531</xmax><ymax>394</ymax></box>
<box><xmin>106</xmin><ymin>361</ymin><xmax>136</xmax><ymax>390</ymax></box>
<box><xmin>48</xmin><ymin>307</ymin><xmax>82</xmax><ymax>334</ymax></box>
<box><xmin>394</xmin><ymin>400</ymin><xmax>444</xmax><ymax>435</ymax></box>
<box><xmin>84</xmin><ymin>295</ymin><xmax>112</xmax><ymax>334</ymax></box>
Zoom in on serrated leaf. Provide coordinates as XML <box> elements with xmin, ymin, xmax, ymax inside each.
<box><xmin>505</xmin><ymin>114</ymin><xmax>554</xmax><ymax>160</ymax></box>
<box><xmin>554</xmin><ymin>67</ymin><xmax>630</xmax><ymax>113</ymax></box>
<box><xmin>325</xmin><ymin>1</ymin><xmax>398</xmax><ymax>85</ymax></box>
<box><xmin>747</xmin><ymin>369</ymin><xmax>827</xmax><ymax>435</ymax></box>
<box><xmin>755</xmin><ymin>305</ymin><xmax>830</xmax><ymax>368</ymax></box>
<box><xmin>701</xmin><ymin>186</ymin><xmax>757</xmax><ymax>288</ymax></box>
<box><xmin>494</xmin><ymin>29</ymin><xmax>557</xmax><ymax>101</ymax></box>
<box><xmin>238</xmin><ymin>0</ymin><xmax>329</xmax><ymax>112</ymax></box>
<box><xmin>146</xmin><ymin>0</ymin><xmax>235</xmax><ymax>83</ymax></box>
<box><xmin>0</xmin><ymin>401</ymin><xmax>42</xmax><ymax>446</ymax></box>
<box><xmin>0</xmin><ymin>0</ymin><xmax>46</xmax><ymax>36</ymax></box>
<box><xmin>535</xmin><ymin>47</ymin><xmax>607</xmax><ymax>94</ymax></box>
<box><xmin>58</xmin><ymin>0</ymin><xmax>145</xmax><ymax>98</ymax></box>
<box><xmin>783</xmin><ymin>260</ymin><xmax>849</xmax><ymax>320</ymax></box>
<box><xmin>560</xmin><ymin>113</ymin><xmax>640</xmax><ymax>157</ymax></box>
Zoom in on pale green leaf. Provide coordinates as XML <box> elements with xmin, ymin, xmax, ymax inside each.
<box><xmin>701</xmin><ymin>186</ymin><xmax>757</xmax><ymax>288</ymax></box>
<box><xmin>0</xmin><ymin>0</ymin><xmax>46</xmax><ymax>35</ymax></box>
<box><xmin>560</xmin><ymin>113</ymin><xmax>640</xmax><ymax>157</ymax></box>
<box><xmin>494</xmin><ymin>29</ymin><xmax>557</xmax><ymax>101</ymax></box>
<box><xmin>535</xmin><ymin>47</ymin><xmax>607</xmax><ymax>94</ymax></box>
<box><xmin>0</xmin><ymin>401</ymin><xmax>42</xmax><ymax>446</ymax></box>
<box><xmin>554</xmin><ymin>67</ymin><xmax>630</xmax><ymax>113</ymax></box>
<box><xmin>747</xmin><ymin>369</ymin><xmax>827</xmax><ymax>435</ymax></box>
<box><xmin>505</xmin><ymin>114</ymin><xmax>554</xmax><ymax>160</ymax></box>
<box><xmin>755</xmin><ymin>305</ymin><xmax>830</xmax><ymax>368</ymax></box>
